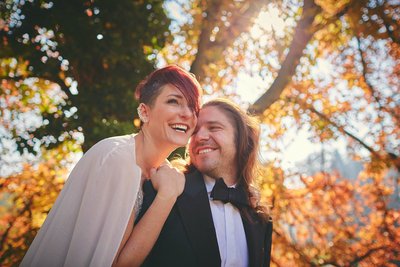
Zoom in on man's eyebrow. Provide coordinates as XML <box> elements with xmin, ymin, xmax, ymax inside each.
<box><xmin>204</xmin><ymin>121</ymin><xmax>224</xmax><ymax>126</ymax></box>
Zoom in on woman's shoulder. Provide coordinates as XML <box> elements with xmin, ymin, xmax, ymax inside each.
<box><xmin>96</xmin><ymin>134</ymin><xmax>135</xmax><ymax>147</ymax></box>
<box><xmin>85</xmin><ymin>134</ymin><xmax>137</xmax><ymax>165</ymax></box>
<box><xmin>90</xmin><ymin>134</ymin><xmax>134</xmax><ymax>150</ymax></box>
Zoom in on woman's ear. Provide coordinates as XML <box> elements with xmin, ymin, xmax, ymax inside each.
<box><xmin>137</xmin><ymin>103</ymin><xmax>149</xmax><ymax>123</ymax></box>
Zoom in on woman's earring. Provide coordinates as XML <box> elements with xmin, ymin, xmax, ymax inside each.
<box><xmin>137</xmin><ymin>104</ymin><xmax>148</xmax><ymax>123</ymax></box>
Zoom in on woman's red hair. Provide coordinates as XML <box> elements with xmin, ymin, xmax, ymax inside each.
<box><xmin>135</xmin><ymin>65</ymin><xmax>202</xmax><ymax>115</ymax></box>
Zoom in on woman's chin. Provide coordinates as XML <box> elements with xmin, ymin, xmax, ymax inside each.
<box><xmin>170</xmin><ymin>137</ymin><xmax>190</xmax><ymax>148</ymax></box>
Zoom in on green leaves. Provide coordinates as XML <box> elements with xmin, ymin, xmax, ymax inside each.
<box><xmin>1</xmin><ymin>0</ymin><xmax>170</xmax><ymax>153</ymax></box>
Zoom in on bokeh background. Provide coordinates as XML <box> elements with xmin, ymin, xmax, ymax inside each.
<box><xmin>0</xmin><ymin>0</ymin><xmax>399</xmax><ymax>266</ymax></box>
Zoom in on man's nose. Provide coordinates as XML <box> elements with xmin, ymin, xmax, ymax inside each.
<box><xmin>193</xmin><ymin>127</ymin><xmax>209</xmax><ymax>141</ymax></box>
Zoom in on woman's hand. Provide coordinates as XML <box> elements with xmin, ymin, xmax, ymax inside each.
<box><xmin>112</xmin><ymin>164</ymin><xmax>185</xmax><ymax>267</ymax></box>
<box><xmin>149</xmin><ymin>164</ymin><xmax>185</xmax><ymax>201</ymax></box>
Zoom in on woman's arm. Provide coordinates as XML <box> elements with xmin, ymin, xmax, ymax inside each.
<box><xmin>112</xmin><ymin>165</ymin><xmax>184</xmax><ymax>267</ymax></box>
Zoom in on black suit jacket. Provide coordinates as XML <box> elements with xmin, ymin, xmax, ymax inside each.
<box><xmin>137</xmin><ymin>170</ymin><xmax>273</xmax><ymax>267</ymax></box>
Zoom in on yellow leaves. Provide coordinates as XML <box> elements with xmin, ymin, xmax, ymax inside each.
<box><xmin>0</xmin><ymin>147</ymin><xmax>72</xmax><ymax>264</ymax></box>
<box><xmin>133</xmin><ymin>118</ymin><xmax>140</xmax><ymax>128</ymax></box>
<box><xmin>32</xmin><ymin>213</ymin><xmax>47</xmax><ymax>229</ymax></box>
<box><xmin>342</xmin><ymin>72</ymin><xmax>358</xmax><ymax>88</ymax></box>
<box><xmin>262</xmin><ymin>184</ymin><xmax>274</xmax><ymax>197</ymax></box>
<box><xmin>384</xmin><ymin>221</ymin><xmax>397</xmax><ymax>234</ymax></box>
<box><xmin>297</xmin><ymin>225</ymin><xmax>309</xmax><ymax>241</ymax></box>
<box><xmin>315</xmin><ymin>0</ymin><xmax>351</xmax><ymax>16</ymax></box>
<box><xmin>327</xmin><ymin>23</ymin><xmax>337</xmax><ymax>34</ymax></box>
<box><xmin>0</xmin><ymin>58</ymin><xmax>30</xmax><ymax>78</ymax></box>
<box><xmin>142</xmin><ymin>45</ymin><xmax>153</xmax><ymax>55</ymax></box>
<box><xmin>314</xmin><ymin>13</ymin><xmax>326</xmax><ymax>25</ymax></box>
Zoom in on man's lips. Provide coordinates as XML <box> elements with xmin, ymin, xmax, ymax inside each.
<box><xmin>195</xmin><ymin>146</ymin><xmax>217</xmax><ymax>155</ymax></box>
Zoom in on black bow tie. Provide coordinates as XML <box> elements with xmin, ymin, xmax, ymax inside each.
<box><xmin>210</xmin><ymin>178</ymin><xmax>249</xmax><ymax>208</ymax></box>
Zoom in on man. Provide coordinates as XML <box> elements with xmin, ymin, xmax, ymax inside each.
<box><xmin>138</xmin><ymin>99</ymin><xmax>273</xmax><ymax>267</ymax></box>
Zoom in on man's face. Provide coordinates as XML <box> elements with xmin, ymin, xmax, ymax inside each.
<box><xmin>189</xmin><ymin>106</ymin><xmax>237</xmax><ymax>180</ymax></box>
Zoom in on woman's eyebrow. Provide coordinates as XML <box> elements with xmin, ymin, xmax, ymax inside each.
<box><xmin>167</xmin><ymin>94</ymin><xmax>183</xmax><ymax>98</ymax></box>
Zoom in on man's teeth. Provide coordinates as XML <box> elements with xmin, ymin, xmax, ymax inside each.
<box><xmin>199</xmin><ymin>148</ymin><xmax>213</xmax><ymax>154</ymax></box>
<box><xmin>171</xmin><ymin>124</ymin><xmax>188</xmax><ymax>133</ymax></box>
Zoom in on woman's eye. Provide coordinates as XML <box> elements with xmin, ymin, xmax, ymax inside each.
<box><xmin>167</xmin><ymin>99</ymin><xmax>179</xmax><ymax>104</ymax></box>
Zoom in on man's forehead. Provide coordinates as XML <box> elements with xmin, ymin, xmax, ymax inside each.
<box><xmin>198</xmin><ymin>106</ymin><xmax>231</xmax><ymax>126</ymax></box>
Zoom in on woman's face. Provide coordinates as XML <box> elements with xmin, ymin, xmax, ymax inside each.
<box><xmin>144</xmin><ymin>84</ymin><xmax>197</xmax><ymax>147</ymax></box>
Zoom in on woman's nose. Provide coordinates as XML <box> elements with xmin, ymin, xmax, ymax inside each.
<box><xmin>180</xmin><ymin>105</ymin><xmax>194</xmax><ymax>118</ymax></box>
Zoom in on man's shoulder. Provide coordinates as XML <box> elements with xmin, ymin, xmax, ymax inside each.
<box><xmin>182</xmin><ymin>169</ymin><xmax>205</xmax><ymax>193</ymax></box>
<box><xmin>184</xmin><ymin>168</ymin><xmax>202</xmax><ymax>179</ymax></box>
<box><xmin>184</xmin><ymin>168</ymin><xmax>206</xmax><ymax>187</ymax></box>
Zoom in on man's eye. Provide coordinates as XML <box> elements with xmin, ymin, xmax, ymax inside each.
<box><xmin>210</xmin><ymin>126</ymin><xmax>221</xmax><ymax>131</ymax></box>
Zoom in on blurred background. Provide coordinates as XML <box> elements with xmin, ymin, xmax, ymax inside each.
<box><xmin>0</xmin><ymin>0</ymin><xmax>399</xmax><ymax>266</ymax></box>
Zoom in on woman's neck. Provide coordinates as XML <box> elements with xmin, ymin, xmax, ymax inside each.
<box><xmin>134</xmin><ymin>131</ymin><xmax>175</xmax><ymax>178</ymax></box>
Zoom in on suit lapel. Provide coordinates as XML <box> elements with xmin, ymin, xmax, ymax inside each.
<box><xmin>176</xmin><ymin>170</ymin><xmax>221</xmax><ymax>267</ymax></box>
<box><xmin>241</xmin><ymin>209</ymin><xmax>266</xmax><ymax>267</ymax></box>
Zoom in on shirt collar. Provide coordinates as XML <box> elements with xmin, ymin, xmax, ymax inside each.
<box><xmin>203</xmin><ymin>175</ymin><xmax>216</xmax><ymax>194</ymax></box>
<box><xmin>203</xmin><ymin>175</ymin><xmax>237</xmax><ymax>194</ymax></box>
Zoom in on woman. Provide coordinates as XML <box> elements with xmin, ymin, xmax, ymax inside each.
<box><xmin>21</xmin><ymin>65</ymin><xmax>202</xmax><ymax>267</ymax></box>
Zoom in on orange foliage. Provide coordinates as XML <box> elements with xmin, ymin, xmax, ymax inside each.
<box><xmin>1</xmin><ymin>0</ymin><xmax>399</xmax><ymax>266</ymax></box>
<box><xmin>260</xmin><ymin>162</ymin><xmax>400</xmax><ymax>266</ymax></box>
<box><xmin>0</xmin><ymin>153</ymin><xmax>66</xmax><ymax>266</ymax></box>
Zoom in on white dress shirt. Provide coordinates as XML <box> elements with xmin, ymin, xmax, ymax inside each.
<box><xmin>204</xmin><ymin>176</ymin><xmax>249</xmax><ymax>267</ymax></box>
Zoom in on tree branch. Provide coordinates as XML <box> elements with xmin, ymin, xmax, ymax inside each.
<box><xmin>296</xmin><ymin>97</ymin><xmax>400</xmax><ymax>171</ymax></box>
<box><xmin>310</xmin><ymin>105</ymin><xmax>380</xmax><ymax>158</ymax></box>
<box><xmin>249</xmin><ymin>0</ymin><xmax>321</xmax><ymax>113</ymax></box>
<box><xmin>375</xmin><ymin>2</ymin><xmax>400</xmax><ymax>45</ymax></box>
<box><xmin>273</xmin><ymin>229</ymin><xmax>318</xmax><ymax>266</ymax></box>
<box><xmin>190</xmin><ymin>0</ymin><xmax>265</xmax><ymax>80</ymax></box>
<box><xmin>349</xmin><ymin>246</ymin><xmax>385</xmax><ymax>266</ymax></box>
<box><xmin>190</xmin><ymin>0</ymin><xmax>224</xmax><ymax>80</ymax></box>
<box><xmin>356</xmin><ymin>36</ymin><xmax>400</xmax><ymax>126</ymax></box>
<box><xmin>250</xmin><ymin>0</ymin><xmax>358</xmax><ymax>114</ymax></box>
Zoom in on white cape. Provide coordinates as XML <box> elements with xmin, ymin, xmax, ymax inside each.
<box><xmin>21</xmin><ymin>134</ymin><xmax>141</xmax><ymax>267</ymax></box>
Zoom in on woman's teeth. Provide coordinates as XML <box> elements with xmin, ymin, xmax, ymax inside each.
<box><xmin>171</xmin><ymin>124</ymin><xmax>188</xmax><ymax>133</ymax></box>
